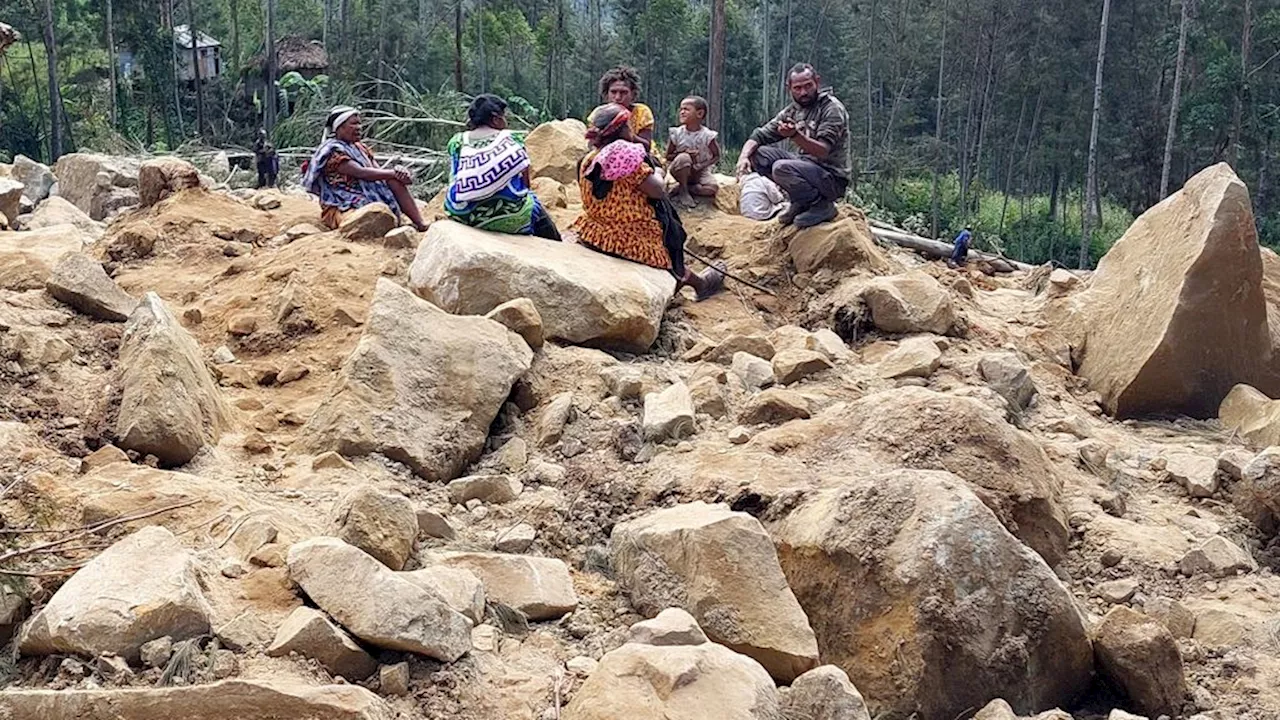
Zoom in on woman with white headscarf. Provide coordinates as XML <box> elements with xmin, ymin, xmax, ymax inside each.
<box><xmin>301</xmin><ymin>106</ymin><xmax>429</xmax><ymax>231</ymax></box>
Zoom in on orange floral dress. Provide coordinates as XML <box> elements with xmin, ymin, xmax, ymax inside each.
<box><xmin>571</xmin><ymin>149</ymin><xmax>670</xmax><ymax>270</ymax></box>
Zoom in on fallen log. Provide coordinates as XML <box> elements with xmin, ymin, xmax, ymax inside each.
<box><xmin>868</xmin><ymin>225</ymin><xmax>1037</xmax><ymax>273</ymax></box>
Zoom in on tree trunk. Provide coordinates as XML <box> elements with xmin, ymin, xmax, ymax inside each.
<box><xmin>998</xmin><ymin>94</ymin><xmax>1027</xmax><ymax>237</ymax></box>
<box><xmin>106</xmin><ymin>0</ymin><xmax>118</xmax><ymax>127</ymax></box>
<box><xmin>760</xmin><ymin>0</ymin><xmax>769</xmax><ymax>114</ymax></box>
<box><xmin>186</xmin><ymin>0</ymin><xmax>206</xmax><ymax>137</ymax></box>
<box><xmin>454</xmin><ymin>0</ymin><xmax>464</xmax><ymax>92</ymax></box>
<box><xmin>476</xmin><ymin>0</ymin><xmax>486</xmax><ymax>92</ymax></box>
<box><xmin>707</xmin><ymin>0</ymin><xmax>725</xmax><ymax>130</ymax></box>
<box><xmin>930</xmin><ymin>0</ymin><xmax>947</xmax><ymax>240</ymax></box>
<box><xmin>230</xmin><ymin>0</ymin><xmax>241</xmax><ymax>74</ymax></box>
<box><xmin>1231</xmin><ymin>0</ymin><xmax>1251</xmax><ymax>167</ymax></box>
<box><xmin>170</xmin><ymin>0</ymin><xmax>184</xmax><ymax>135</ymax></box>
<box><xmin>376</xmin><ymin>0</ymin><xmax>388</xmax><ymax>96</ymax></box>
<box><xmin>41</xmin><ymin>0</ymin><xmax>64</xmax><ymax>159</ymax></box>
<box><xmin>1080</xmin><ymin>0</ymin><xmax>1111</xmax><ymax>269</ymax></box>
<box><xmin>265</xmin><ymin>0</ymin><xmax>277</xmax><ymax>131</ymax></box>
<box><xmin>1160</xmin><ymin>0</ymin><xmax>1191</xmax><ymax>198</ymax></box>
<box><xmin>24</xmin><ymin>42</ymin><xmax>48</xmax><ymax>159</ymax></box>
<box><xmin>778</xmin><ymin>0</ymin><xmax>792</xmax><ymax>103</ymax></box>
<box><xmin>865</xmin><ymin>0</ymin><xmax>875</xmax><ymax>168</ymax></box>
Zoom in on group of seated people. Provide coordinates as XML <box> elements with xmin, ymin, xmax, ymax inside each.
<box><xmin>303</xmin><ymin>63</ymin><xmax>848</xmax><ymax>303</ymax></box>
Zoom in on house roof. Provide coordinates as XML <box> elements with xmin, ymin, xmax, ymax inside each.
<box><xmin>174</xmin><ymin>25</ymin><xmax>220</xmax><ymax>49</ymax></box>
<box><xmin>247</xmin><ymin>36</ymin><xmax>329</xmax><ymax>73</ymax></box>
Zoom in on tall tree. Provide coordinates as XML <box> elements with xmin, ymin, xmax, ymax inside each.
<box><xmin>105</xmin><ymin>0</ymin><xmax>119</xmax><ymax>128</ymax></box>
<box><xmin>454</xmin><ymin>0</ymin><xmax>463</xmax><ymax>92</ymax></box>
<box><xmin>930</xmin><ymin>0</ymin><xmax>947</xmax><ymax>240</ymax></box>
<box><xmin>1231</xmin><ymin>0</ymin><xmax>1252</xmax><ymax>167</ymax></box>
<box><xmin>1160</xmin><ymin>0</ymin><xmax>1191</xmax><ymax>199</ymax></box>
<box><xmin>707</xmin><ymin>0</ymin><xmax>725</xmax><ymax>130</ymax></box>
<box><xmin>265</xmin><ymin>0</ymin><xmax>277</xmax><ymax>132</ymax></box>
<box><xmin>41</xmin><ymin>0</ymin><xmax>64</xmax><ymax>159</ymax></box>
<box><xmin>1080</xmin><ymin>0</ymin><xmax>1111</xmax><ymax>268</ymax></box>
<box><xmin>186</xmin><ymin>0</ymin><xmax>206</xmax><ymax>137</ymax></box>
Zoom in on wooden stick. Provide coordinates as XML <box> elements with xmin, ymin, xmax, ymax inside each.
<box><xmin>683</xmin><ymin>248</ymin><xmax>778</xmax><ymax>296</ymax></box>
<box><xmin>0</xmin><ymin>499</ymin><xmax>199</xmax><ymax>567</ymax></box>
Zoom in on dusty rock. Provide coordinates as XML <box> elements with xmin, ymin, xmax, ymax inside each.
<box><xmin>95</xmin><ymin>654</ymin><xmax>133</xmax><ymax>680</ymax></box>
<box><xmin>493</xmin><ymin>436</ymin><xmax>528</xmax><ymax>472</ymax></box>
<box><xmin>566</xmin><ymin>655</ymin><xmax>598</xmax><ymax>676</ymax></box>
<box><xmin>772</xmin><ymin>349</ymin><xmax>834</xmax><ymax>385</ymax></box>
<box><xmin>628</xmin><ymin>608</ymin><xmax>709</xmax><ymax>646</ymax></box>
<box><xmin>709</xmin><ymin>334</ymin><xmax>777</xmax><ymax>363</ymax></box>
<box><xmin>774</xmin><ymin>469</ymin><xmax>1092</xmax><ymax>719</ymax></box>
<box><xmin>53</xmin><ymin>153</ymin><xmax>140</xmax><ymax>219</ymax></box>
<box><xmin>525</xmin><ymin>119</ymin><xmax>590</xmax><ymax>184</ymax></box>
<box><xmin>810</xmin><ymin>329</ymin><xmax>851</xmax><ymax>362</ymax></box>
<box><xmin>1067</xmin><ymin>163</ymin><xmax>1275</xmax><ymax>418</ymax></box>
<box><xmin>227</xmin><ymin>313</ymin><xmax>259</xmax><ymax>336</ymax></box>
<box><xmin>1178</xmin><ymin>536</ymin><xmax>1256</xmax><ymax>578</ymax></box>
<box><xmin>382</xmin><ymin>225</ymin><xmax>418</xmax><ymax>249</ymax></box>
<box><xmin>739</xmin><ymin>388</ymin><xmax>811</xmax><ymax>426</ymax></box>
<box><xmin>401</xmin><ymin>566</ymin><xmax>486</xmax><ymax>624</ymax></box>
<box><xmin>728</xmin><ymin>426</ymin><xmax>752</xmax><ymax>444</ymax></box>
<box><xmin>780</xmin><ymin>665</ymin><xmax>871</xmax><ymax>720</ymax></box>
<box><xmin>1238</xmin><ymin>446</ymin><xmax>1280</xmax><ymax>524</ymax></box>
<box><xmin>410</xmin><ymin>221</ymin><xmax>675</xmax><ymax>352</ymax></box>
<box><xmin>788</xmin><ymin>215</ymin><xmax>891</xmax><ymax>274</ymax></box>
<box><xmin>417</xmin><ymin>509</ymin><xmax>458</xmax><ymax>540</ymax></box>
<box><xmin>340</xmin><ymin>203</ymin><xmax>398</xmax><ymax>241</ymax></box>
<box><xmin>689</xmin><ymin>376</ymin><xmax>728</xmax><ymax>418</ymax></box>
<box><xmin>494</xmin><ymin>523</ymin><xmax>537</xmax><ymax>553</ymax></box>
<box><xmin>0</xmin><ymin>225</ymin><xmax>91</xmax><ymax>291</ymax></box>
<box><xmin>1217</xmin><ymin>447</ymin><xmax>1252</xmax><ymax>480</ymax></box>
<box><xmin>138</xmin><ymin>157</ymin><xmax>200</xmax><ymax>206</ymax></box>
<box><xmin>434</xmin><ymin>552</ymin><xmax>578</xmax><ymax>620</ymax></box>
<box><xmin>1164</xmin><ymin>452</ymin><xmax>1219</xmax><ymax>498</ymax></box>
<box><xmin>266</xmin><ymin>607</ymin><xmax>379</xmax><ymax>681</ymax></box>
<box><xmin>287</xmin><ymin>537</ymin><xmax>472</xmax><ymax>660</ymax></box>
<box><xmin>12</xmin><ymin>154</ymin><xmax>53</xmax><ymax>203</ymax></box>
<box><xmin>0</xmin><ymin>177</ymin><xmax>23</xmax><ymax>221</ymax></box>
<box><xmin>1143</xmin><ymin>597</ymin><xmax>1196</xmax><ymax>639</ymax></box>
<box><xmin>19</xmin><ymin>195</ymin><xmax>102</xmax><ymax>238</ymax></box>
<box><xmin>972</xmin><ymin>699</ymin><xmax>1018</xmax><ymax>720</ymax></box>
<box><xmin>331</xmin><ymin>486</ymin><xmax>418</xmax><ymax>570</ymax></box>
<box><xmin>563</xmin><ymin>640</ymin><xmax>780</xmax><ymax>720</ymax></box>
<box><xmin>296</xmin><ymin>279</ymin><xmax>532</xmax><ymax>482</ymax></box>
<box><xmin>732</xmin><ymin>352</ymin><xmax>776</xmax><ymax>390</ymax></box>
<box><xmin>139</xmin><ymin>637</ymin><xmax>173</xmax><ymax>669</ymax></box>
<box><xmin>379</xmin><ymin>662</ymin><xmax>410</xmax><ymax>696</ymax></box>
<box><xmin>1219</xmin><ymin>383</ymin><xmax>1280</xmax><ymax>448</ymax></box>
<box><xmin>1096</xmin><ymin>578</ymin><xmax>1140</xmax><ymax>604</ymax></box>
<box><xmin>979</xmin><ymin>352</ymin><xmax>1037</xmax><ymax>410</ymax></box>
<box><xmin>643</xmin><ymin>382</ymin><xmax>697</xmax><ymax>441</ymax></box>
<box><xmin>612</xmin><ymin>502</ymin><xmax>819</xmax><ymax>682</ymax></box>
<box><xmin>862</xmin><ymin>271</ymin><xmax>956</xmax><ymax>335</ymax></box>
<box><xmin>485</xmin><ymin>298</ymin><xmax>545</xmax><ymax>350</ymax></box>
<box><xmin>312</xmin><ymin>451</ymin><xmax>356</xmax><ymax>472</ymax></box>
<box><xmin>115</xmin><ymin>293</ymin><xmax>232</xmax><ymax>466</ymax></box>
<box><xmin>537</xmin><ymin>392</ymin><xmax>575</xmax><ymax>446</ymax></box>
<box><xmin>277</xmin><ymin>364</ymin><xmax>309</xmax><ymax>384</ymax></box>
<box><xmin>1093</xmin><ymin>606</ymin><xmax>1187</xmax><ymax>718</ymax></box>
<box><xmin>601</xmin><ymin>366</ymin><xmax>644</xmax><ymax>400</ymax></box>
<box><xmin>530</xmin><ymin>177</ymin><xmax>569</xmax><ymax>208</ymax></box>
<box><xmin>447</xmin><ymin>474</ymin><xmax>522</xmax><ymax>505</ymax></box>
<box><xmin>80</xmin><ymin>444</ymin><xmax>129</xmax><ymax>473</ymax></box>
<box><xmin>19</xmin><ymin>526</ymin><xmax>210</xmax><ymax>661</ymax></box>
<box><xmin>0</xmin><ymin>680</ymin><xmax>392</xmax><ymax>720</ymax></box>
<box><xmin>877</xmin><ymin>336</ymin><xmax>943</xmax><ymax>379</ymax></box>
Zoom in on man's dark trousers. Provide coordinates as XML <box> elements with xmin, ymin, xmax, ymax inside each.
<box><xmin>750</xmin><ymin>146</ymin><xmax>846</xmax><ymax>210</ymax></box>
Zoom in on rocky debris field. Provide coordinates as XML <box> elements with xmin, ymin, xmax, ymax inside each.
<box><xmin>1</xmin><ymin>133</ymin><xmax>1280</xmax><ymax>720</ymax></box>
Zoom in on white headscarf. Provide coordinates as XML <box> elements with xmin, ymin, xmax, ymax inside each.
<box><xmin>325</xmin><ymin>105</ymin><xmax>360</xmax><ymax>138</ymax></box>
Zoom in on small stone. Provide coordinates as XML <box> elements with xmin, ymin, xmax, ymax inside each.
<box><xmin>643</xmin><ymin>382</ymin><xmax>697</xmax><ymax>442</ymax></box>
<box><xmin>566</xmin><ymin>655</ymin><xmax>598</xmax><ymax>676</ymax></box>
<box><xmin>96</xmin><ymin>654</ymin><xmax>133</xmax><ymax>680</ymax></box>
<box><xmin>494</xmin><ymin>523</ymin><xmax>536</xmax><ymax>553</ymax></box>
<box><xmin>1178</xmin><ymin>536</ymin><xmax>1256</xmax><ymax>578</ymax></box>
<box><xmin>266</xmin><ymin>606</ymin><xmax>378</xmax><ymax>680</ymax></box>
<box><xmin>877</xmin><ymin>336</ymin><xmax>943</xmax><ymax>379</ymax></box>
<box><xmin>380</xmin><ymin>662</ymin><xmax>410</xmax><ymax>696</ymax></box>
<box><xmin>485</xmin><ymin>298</ymin><xmax>544</xmax><ymax>350</ymax></box>
<box><xmin>1165</xmin><ymin>452</ymin><xmax>1219</xmax><ymax>499</ymax></box>
<box><xmin>331</xmin><ymin>486</ymin><xmax>419</xmax><ymax>570</ymax></box>
<box><xmin>220</xmin><ymin>560</ymin><xmax>248</xmax><ymax>579</ymax></box>
<box><xmin>739</xmin><ymin>388</ymin><xmax>811</xmax><ymax>426</ymax></box>
<box><xmin>447</xmin><ymin>474</ymin><xmax>522</xmax><ymax>505</ymax></box>
<box><xmin>1097</xmin><ymin>577</ymin><xmax>1140</xmax><ymax>604</ymax></box>
<box><xmin>384</xmin><ymin>226</ymin><xmax>419</xmax><ymax>249</ymax></box>
<box><xmin>688</xmin><ymin>376</ymin><xmax>728</xmax><ymax>419</ymax></box>
<box><xmin>227</xmin><ymin>314</ymin><xmax>259</xmax><ymax>336</ymax></box>
<box><xmin>212</xmin><ymin>346</ymin><xmax>237</xmax><ymax>364</ymax></box>
<box><xmin>1217</xmin><ymin>447</ymin><xmax>1252</xmax><ymax>480</ymax></box>
<box><xmin>243</xmin><ymin>433</ymin><xmax>271</xmax><ymax>454</ymax></box>
<box><xmin>418</xmin><ymin>508</ymin><xmax>458</xmax><ymax>540</ymax></box>
<box><xmin>312</xmin><ymin>451</ymin><xmax>357</xmax><ymax>471</ymax></box>
<box><xmin>531</xmin><ymin>461</ymin><xmax>566</xmax><ymax>486</ymax></box>
<box><xmin>472</xmin><ymin>624</ymin><xmax>500</xmax><ymax>652</ymax></box>
<box><xmin>182</xmin><ymin>307</ymin><xmax>203</xmax><ymax>326</ymax></box>
<box><xmin>1100</xmin><ymin>548</ymin><xmax>1125</xmax><ymax>568</ymax></box>
<box><xmin>1142</xmin><ymin>596</ymin><xmax>1195</xmax><ymax>639</ymax></box>
<box><xmin>223</xmin><ymin>241</ymin><xmax>253</xmax><ymax>257</ymax></box>
<box><xmin>601</xmin><ymin>366</ymin><xmax>645</xmax><ymax>400</ymax></box>
<box><xmin>771</xmin><ymin>349</ymin><xmax>833</xmax><ymax>385</ymax></box>
<box><xmin>80</xmin><ymin>444</ymin><xmax>129</xmax><ymax>474</ymax></box>
<box><xmin>140</xmin><ymin>636</ymin><xmax>173</xmax><ymax>669</ymax></box>
<box><xmin>628</xmin><ymin>608</ymin><xmax>708</xmax><ymax>647</ymax></box>
<box><xmin>210</xmin><ymin>649</ymin><xmax>238</xmax><ymax>679</ymax></box>
<box><xmin>1100</xmin><ymin>492</ymin><xmax>1127</xmax><ymax>518</ymax></box>
<box><xmin>249</xmin><ymin>543</ymin><xmax>287</xmax><ymax>568</ymax></box>
<box><xmin>707</xmin><ymin>334</ymin><xmax>776</xmax><ymax>363</ymax></box>
<box><xmin>276</xmin><ymin>364</ymin><xmax>310</xmax><ymax>385</ymax></box>
<box><xmin>731</xmin><ymin>352</ymin><xmax>775</xmax><ymax>390</ymax></box>
<box><xmin>536</xmin><ymin>392</ymin><xmax>575</xmax><ymax>446</ymax></box>
<box><xmin>493</xmin><ymin>437</ymin><xmax>528</xmax><ymax>473</ymax></box>
<box><xmin>728</xmin><ymin>426</ymin><xmax>752</xmax><ymax>445</ymax></box>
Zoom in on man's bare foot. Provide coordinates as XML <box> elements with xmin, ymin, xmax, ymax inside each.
<box><xmin>675</xmin><ymin>190</ymin><xmax>697</xmax><ymax>209</ymax></box>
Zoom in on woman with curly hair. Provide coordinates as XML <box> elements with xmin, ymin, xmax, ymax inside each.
<box><xmin>589</xmin><ymin>66</ymin><xmax>661</xmax><ymax>159</ymax></box>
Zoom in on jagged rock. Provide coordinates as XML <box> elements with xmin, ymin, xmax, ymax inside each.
<box><xmin>446</xmin><ymin>474</ymin><xmax>522</xmax><ymax>505</ymax></box>
<box><xmin>266</xmin><ymin>607</ymin><xmax>379</xmax><ymax>681</ymax></box>
<box><xmin>340</xmin><ymin>203</ymin><xmax>398</xmax><ymax>241</ymax></box>
<box><xmin>525</xmin><ymin>119</ymin><xmax>590</xmax><ymax>184</ymax></box>
<box><xmin>787</xmin><ymin>215</ymin><xmax>891</xmax><ymax>274</ymax></box>
<box><xmin>417</xmin><ymin>508</ymin><xmax>457</xmax><ymax>540</ymax></box>
<box><xmin>18</xmin><ymin>196</ymin><xmax>103</xmax><ymax>238</ymax></box>
<box><xmin>494</xmin><ymin>523</ymin><xmax>536</xmax><ymax>553</ymax></box>
<box><xmin>772</xmin><ymin>349</ymin><xmax>833</xmax><ymax>385</ymax></box>
<box><xmin>138</xmin><ymin>157</ymin><xmax>201</xmax><ymax>207</ymax></box>
<box><xmin>53</xmin><ymin>153</ymin><xmax>140</xmax><ymax>220</ymax></box>
<box><xmin>563</xmin><ymin>640</ymin><xmax>780</xmax><ymax>720</ymax></box>
<box><xmin>758</xmin><ymin>387</ymin><xmax>1069</xmax><ymax>566</ymax></box>
<box><xmin>709</xmin><ymin>334</ymin><xmax>777</xmax><ymax>363</ymax></box>
<box><xmin>401</xmin><ymin>566</ymin><xmax>486</xmax><ymax>624</ymax></box>
<box><xmin>1217</xmin><ymin>447</ymin><xmax>1252</xmax><ymax>480</ymax></box>
<box><xmin>379</xmin><ymin>662</ymin><xmax>410</xmax><ymax>696</ymax></box>
<box><xmin>1237</xmin><ymin>447</ymin><xmax>1280</xmax><ymax>527</ymax></box>
<box><xmin>13</xmin><ymin>155</ymin><xmax>53</xmax><ymax>203</ymax></box>
<box><xmin>862</xmin><ymin>271</ymin><xmax>956</xmax><ymax>335</ymax></box>
<box><xmin>1093</xmin><ymin>606</ymin><xmax>1187</xmax><ymax>718</ymax></box>
<box><xmin>485</xmin><ymin>298</ymin><xmax>545</xmax><ymax>349</ymax></box>
<box><xmin>46</xmin><ymin>252</ymin><xmax>137</xmax><ymax>321</ymax></box>
<box><xmin>383</xmin><ymin>226</ymin><xmax>418</xmax><ymax>249</ymax></box>
<box><xmin>877</xmin><ymin>336</ymin><xmax>943</xmax><ymax>379</ymax></box>
<box><xmin>811</xmin><ymin>329</ymin><xmax>852</xmax><ymax>362</ymax></box>
<box><xmin>689</xmin><ymin>376</ymin><xmax>728</xmax><ymax>418</ymax></box>
<box><xmin>779</xmin><ymin>665</ymin><xmax>871</xmax><ymax>720</ymax></box>
<box><xmin>1164</xmin><ymin>452</ymin><xmax>1219</xmax><ymax>499</ymax></box>
<box><xmin>140</xmin><ymin>637</ymin><xmax>173</xmax><ymax>669</ymax></box>
<box><xmin>286</xmin><ymin>537</ymin><xmax>472</xmax><ymax>661</ymax></box>
<box><xmin>774</xmin><ymin>469</ymin><xmax>1092</xmax><ymax>719</ymax></box>
<box><xmin>732</xmin><ymin>352</ymin><xmax>776</xmax><ymax>390</ymax></box>
<box><xmin>331</xmin><ymin>486</ymin><xmax>418</xmax><ymax>571</ymax></box>
<box><xmin>296</xmin><ymin>279</ymin><xmax>532</xmax><ymax>482</ymax></box>
<box><xmin>492</xmin><ymin>436</ymin><xmax>528</xmax><ymax>472</ymax></box>
<box><xmin>972</xmin><ymin>699</ymin><xmax>1018</xmax><ymax>720</ymax></box>
<box><xmin>80</xmin><ymin>444</ymin><xmax>129</xmax><ymax>474</ymax></box>
<box><xmin>769</xmin><ymin>325</ymin><xmax>816</xmax><ymax>353</ymax></box>
<box><xmin>1096</xmin><ymin>578</ymin><xmax>1140</xmax><ymax>605</ymax></box>
<box><xmin>18</xmin><ymin>527</ymin><xmax>211</xmax><ymax>661</ymax></box>
<box><xmin>643</xmin><ymin>382</ymin><xmax>697</xmax><ymax>441</ymax></box>
<box><xmin>530</xmin><ymin>177</ymin><xmax>569</xmax><ymax>208</ymax></box>
<box><xmin>1178</xmin><ymin>536</ymin><xmax>1256</xmax><ymax>578</ymax></box>
<box><xmin>409</xmin><ymin>221</ymin><xmax>675</xmax><ymax>352</ymax></box>
<box><xmin>0</xmin><ymin>585</ymin><xmax>27</xmax><ymax>647</ymax></box>
<box><xmin>601</xmin><ymin>366</ymin><xmax>644</xmax><ymax>400</ymax></box>
<box><xmin>433</xmin><ymin>551</ymin><xmax>578</xmax><ymax>621</ymax></box>
<box><xmin>1066</xmin><ymin>163</ymin><xmax>1275</xmax><ymax>418</ymax></box>
<box><xmin>612</xmin><ymin>502</ymin><xmax>819</xmax><ymax>682</ymax></box>
<box><xmin>628</xmin><ymin>608</ymin><xmax>708</xmax><ymax>647</ymax></box>
<box><xmin>0</xmin><ymin>680</ymin><xmax>392</xmax><ymax>720</ymax></box>
<box><xmin>1219</xmin><ymin>384</ymin><xmax>1280</xmax><ymax>448</ymax></box>
<box><xmin>1143</xmin><ymin>597</ymin><xmax>1196</xmax><ymax>639</ymax></box>
<box><xmin>979</xmin><ymin>352</ymin><xmax>1037</xmax><ymax>410</ymax></box>
<box><xmin>0</xmin><ymin>225</ymin><xmax>91</xmax><ymax>291</ymax></box>
<box><xmin>0</xmin><ymin>177</ymin><xmax>23</xmax><ymax>221</ymax></box>
<box><xmin>115</xmin><ymin>293</ymin><xmax>232</xmax><ymax>466</ymax></box>
<box><xmin>739</xmin><ymin>388</ymin><xmax>811</xmax><ymax>426</ymax></box>
<box><xmin>536</xmin><ymin>392</ymin><xmax>575</xmax><ymax>446</ymax></box>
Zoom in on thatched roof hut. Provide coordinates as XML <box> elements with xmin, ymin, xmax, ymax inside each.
<box><xmin>247</xmin><ymin>37</ymin><xmax>329</xmax><ymax>75</ymax></box>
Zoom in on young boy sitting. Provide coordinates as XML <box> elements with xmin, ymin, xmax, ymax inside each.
<box><xmin>665</xmin><ymin>96</ymin><xmax>721</xmax><ymax>208</ymax></box>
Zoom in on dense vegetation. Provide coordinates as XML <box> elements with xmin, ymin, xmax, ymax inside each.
<box><xmin>2</xmin><ymin>0</ymin><xmax>1276</xmax><ymax>265</ymax></box>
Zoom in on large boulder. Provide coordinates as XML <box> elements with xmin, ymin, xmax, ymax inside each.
<box><xmin>756</xmin><ymin>387</ymin><xmax>1069</xmax><ymax>566</ymax></box>
<box><xmin>295</xmin><ymin>279</ymin><xmax>532</xmax><ymax>482</ymax></box>
<box><xmin>409</xmin><ymin>222</ymin><xmax>676</xmax><ymax>353</ymax></box>
<box><xmin>780</xmin><ymin>665</ymin><xmax>871</xmax><ymax>720</ymax></box>
<box><xmin>774</xmin><ymin>470</ymin><xmax>1093</xmax><ymax>720</ymax></box>
<box><xmin>330</xmin><ymin>486</ymin><xmax>418</xmax><ymax>570</ymax></box>
<box><xmin>1219</xmin><ymin>384</ymin><xmax>1280</xmax><ymax>448</ymax></box>
<box><xmin>0</xmin><ymin>225</ymin><xmax>90</xmax><ymax>291</ymax></box>
<box><xmin>18</xmin><ymin>526</ymin><xmax>211</xmax><ymax>661</ymax></box>
<box><xmin>46</xmin><ymin>252</ymin><xmax>137</xmax><ymax>322</ymax></box>
<box><xmin>433</xmin><ymin>551</ymin><xmax>578</xmax><ymax>621</ymax></box>
<box><xmin>861</xmin><ymin>271</ymin><xmax>956</xmax><ymax>335</ymax></box>
<box><xmin>563</xmin><ymin>639</ymin><xmax>780</xmax><ymax>720</ymax></box>
<box><xmin>12</xmin><ymin>154</ymin><xmax>54</xmax><ymax>203</ymax></box>
<box><xmin>138</xmin><ymin>157</ymin><xmax>201</xmax><ymax>207</ymax></box>
<box><xmin>787</xmin><ymin>215</ymin><xmax>892</xmax><ymax>275</ymax></box>
<box><xmin>115</xmin><ymin>293</ymin><xmax>232</xmax><ymax>467</ymax></box>
<box><xmin>1092</xmin><ymin>606</ymin><xmax>1187</xmax><ymax>718</ymax></box>
<box><xmin>17</xmin><ymin>195</ymin><xmax>103</xmax><ymax>239</ymax></box>
<box><xmin>53</xmin><ymin>153</ymin><xmax>140</xmax><ymax>220</ymax></box>
<box><xmin>1067</xmin><ymin>163</ymin><xmax>1276</xmax><ymax>418</ymax></box>
<box><xmin>286</xmin><ymin>537</ymin><xmax>472</xmax><ymax>661</ymax></box>
<box><xmin>0</xmin><ymin>680</ymin><xmax>392</xmax><ymax>720</ymax></box>
<box><xmin>525</xmin><ymin>119</ymin><xmax>589</xmax><ymax>185</ymax></box>
<box><xmin>612</xmin><ymin>502</ymin><xmax>820</xmax><ymax>682</ymax></box>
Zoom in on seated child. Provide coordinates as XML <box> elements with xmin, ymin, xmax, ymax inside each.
<box><xmin>738</xmin><ymin>171</ymin><xmax>789</xmax><ymax>221</ymax></box>
<box><xmin>665</xmin><ymin>96</ymin><xmax>721</xmax><ymax>208</ymax></box>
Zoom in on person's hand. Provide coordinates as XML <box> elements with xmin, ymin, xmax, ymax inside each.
<box><xmin>393</xmin><ymin>167</ymin><xmax>413</xmax><ymax>184</ymax></box>
<box><xmin>777</xmin><ymin>122</ymin><xmax>798</xmax><ymax>138</ymax></box>
<box><xmin>735</xmin><ymin>155</ymin><xmax>752</xmax><ymax>178</ymax></box>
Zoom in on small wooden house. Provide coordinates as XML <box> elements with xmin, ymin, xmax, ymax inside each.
<box><xmin>174</xmin><ymin>25</ymin><xmax>222</xmax><ymax>82</ymax></box>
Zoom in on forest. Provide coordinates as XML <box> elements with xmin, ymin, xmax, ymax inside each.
<box><xmin>1</xmin><ymin>0</ymin><xmax>1276</xmax><ymax>267</ymax></box>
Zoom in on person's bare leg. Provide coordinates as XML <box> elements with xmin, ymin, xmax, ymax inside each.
<box><xmin>689</xmin><ymin>181</ymin><xmax>719</xmax><ymax>197</ymax></box>
<box><xmin>387</xmin><ymin>179</ymin><xmax>429</xmax><ymax>231</ymax></box>
<box><xmin>670</xmin><ymin>154</ymin><xmax>698</xmax><ymax>208</ymax></box>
